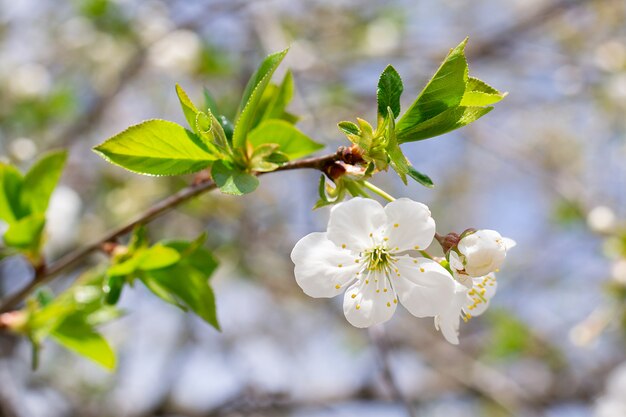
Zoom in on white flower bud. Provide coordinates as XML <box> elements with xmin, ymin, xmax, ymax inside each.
<box><xmin>455</xmin><ymin>229</ymin><xmax>515</xmax><ymax>277</ymax></box>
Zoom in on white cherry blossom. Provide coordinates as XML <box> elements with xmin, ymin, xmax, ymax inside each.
<box><xmin>449</xmin><ymin>229</ymin><xmax>516</xmax><ymax>277</ymax></box>
<box><xmin>435</xmin><ymin>273</ymin><xmax>498</xmax><ymax>344</ymax></box>
<box><xmin>291</xmin><ymin>197</ymin><xmax>455</xmax><ymax>328</ymax></box>
<box><xmin>434</xmin><ymin>281</ymin><xmax>469</xmax><ymax>345</ymax></box>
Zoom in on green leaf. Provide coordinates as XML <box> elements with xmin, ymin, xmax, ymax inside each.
<box><xmin>51</xmin><ymin>316</ymin><xmax>116</xmax><ymax>370</ymax></box>
<box><xmin>103</xmin><ymin>275</ymin><xmax>125</xmax><ymax>305</ymax></box>
<box><xmin>397</xmin><ymin>106</ymin><xmax>493</xmax><ymax>143</ymax></box>
<box><xmin>3</xmin><ymin>214</ymin><xmax>45</xmax><ymax>250</ymax></box>
<box><xmin>248</xmin><ymin>120</ymin><xmax>323</xmax><ymax>160</ymax></box>
<box><xmin>461</xmin><ymin>77</ymin><xmax>506</xmax><ymax>106</ymax></box>
<box><xmin>211</xmin><ymin>160</ymin><xmax>259</xmax><ymax>195</ymax></box>
<box><xmin>232</xmin><ymin>49</ymin><xmax>289</xmax><ymax>150</ymax></box>
<box><xmin>338</xmin><ymin>121</ymin><xmax>360</xmax><ymax>136</ymax></box>
<box><xmin>137</xmin><ymin>244</ymin><xmax>181</xmax><ymax>270</ymax></box>
<box><xmin>175</xmin><ymin>84</ymin><xmax>199</xmax><ymax>130</ymax></box>
<box><xmin>377</xmin><ymin>65</ymin><xmax>403</xmax><ymax>118</ymax></box>
<box><xmin>218</xmin><ymin>115</ymin><xmax>234</xmax><ymax>143</ymax></box>
<box><xmin>94</xmin><ymin>119</ymin><xmax>218</xmax><ymax>176</ymax></box>
<box><xmin>146</xmin><ymin>266</ymin><xmax>219</xmax><ymax>329</ymax></box>
<box><xmin>107</xmin><ymin>256</ymin><xmax>139</xmax><ymax>277</ymax></box>
<box><xmin>21</xmin><ymin>151</ymin><xmax>67</xmax><ymax>215</ymax></box>
<box><xmin>396</xmin><ymin>39</ymin><xmax>469</xmax><ymax>137</ymax></box>
<box><xmin>0</xmin><ymin>164</ymin><xmax>24</xmax><ymax>223</ymax></box>
<box><xmin>383</xmin><ymin>108</ymin><xmax>409</xmax><ymax>184</ymax></box>
<box><xmin>203</xmin><ymin>87</ymin><xmax>220</xmax><ymax>115</ymax></box>
<box><xmin>142</xmin><ymin>238</ymin><xmax>219</xmax><ymax>329</ymax></box>
<box><xmin>261</xmin><ymin>70</ymin><xmax>296</xmax><ymax>123</ymax></box>
<box><xmin>407</xmin><ymin>166</ymin><xmax>434</xmax><ymax>188</ymax></box>
<box><xmin>163</xmin><ymin>237</ymin><xmax>218</xmax><ymax>277</ymax></box>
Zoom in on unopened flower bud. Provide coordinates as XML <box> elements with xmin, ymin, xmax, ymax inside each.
<box><xmin>450</xmin><ymin>229</ymin><xmax>515</xmax><ymax>277</ymax></box>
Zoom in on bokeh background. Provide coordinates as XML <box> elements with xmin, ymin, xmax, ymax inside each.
<box><xmin>1</xmin><ymin>0</ymin><xmax>626</xmax><ymax>416</ymax></box>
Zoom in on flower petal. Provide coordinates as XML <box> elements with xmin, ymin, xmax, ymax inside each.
<box><xmin>464</xmin><ymin>275</ymin><xmax>497</xmax><ymax>317</ymax></box>
<box><xmin>434</xmin><ymin>281</ymin><xmax>468</xmax><ymax>345</ymax></box>
<box><xmin>383</xmin><ymin>198</ymin><xmax>435</xmax><ymax>252</ymax></box>
<box><xmin>393</xmin><ymin>256</ymin><xmax>455</xmax><ymax>318</ymax></box>
<box><xmin>448</xmin><ymin>251</ymin><xmax>464</xmax><ymax>271</ymax></box>
<box><xmin>458</xmin><ymin>230</ymin><xmax>506</xmax><ymax>277</ymax></box>
<box><xmin>343</xmin><ymin>270</ymin><xmax>397</xmax><ymax>328</ymax></box>
<box><xmin>503</xmin><ymin>237</ymin><xmax>517</xmax><ymax>250</ymax></box>
<box><xmin>291</xmin><ymin>232</ymin><xmax>360</xmax><ymax>298</ymax></box>
<box><xmin>327</xmin><ymin>197</ymin><xmax>386</xmax><ymax>252</ymax></box>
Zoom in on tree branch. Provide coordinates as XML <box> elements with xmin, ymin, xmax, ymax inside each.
<box><xmin>0</xmin><ymin>149</ymin><xmax>349</xmax><ymax>313</ymax></box>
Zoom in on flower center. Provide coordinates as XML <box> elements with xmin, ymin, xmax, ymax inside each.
<box><xmin>364</xmin><ymin>246</ymin><xmax>394</xmax><ymax>271</ymax></box>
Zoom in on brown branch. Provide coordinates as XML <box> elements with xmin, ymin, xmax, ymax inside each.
<box><xmin>0</xmin><ymin>149</ymin><xmax>349</xmax><ymax>313</ymax></box>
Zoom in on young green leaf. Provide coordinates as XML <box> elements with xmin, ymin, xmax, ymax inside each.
<box><xmin>137</xmin><ymin>244</ymin><xmax>181</xmax><ymax>270</ymax></box>
<box><xmin>377</xmin><ymin>65</ymin><xmax>403</xmax><ymax>118</ymax></box>
<box><xmin>103</xmin><ymin>275</ymin><xmax>125</xmax><ymax>305</ymax></box>
<box><xmin>51</xmin><ymin>316</ymin><xmax>116</xmax><ymax>370</ymax></box>
<box><xmin>260</xmin><ymin>70</ymin><xmax>296</xmax><ymax>123</ymax></box>
<box><xmin>461</xmin><ymin>77</ymin><xmax>507</xmax><ymax>106</ymax></box>
<box><xmin>232</xmin><ymin>49</ymin><xmax>289</xmax><ymax>150</ymax></box>
<box><xmin>0</xmin><ymin>164</ymin><xmax>24</xmax><ymax>223</ymax></box>
<box><xmin>211</xmin><ymin>160</ymin><xmax>259</xmax><ymax>195</ymax></box>
<box><xmin>383</xmin><ymin>108</ymin><xmax>409</xmax><ymax>184</ymax></box>
<box><xmin>163</xmin><ymin>238</ymin><xmax>218</xmax><ymax>277</ymax></box>
<box><xmin>3</xmin><ymin>214</ymin><xmax>45</xmax><ymax>250</ymax></box>
<box><xmin>397</xmin><ymin>106</ymin><xmax>493</xmax><ymax>143</ymax></box>
<box><xmin>396</xmin><ymin>39</ymin><xmax>469</xmax><ymax>138</ymax></box>
<box><xmin>338</xmin><ymin>121</ymin><xmax>360</xmax><ymax>136</ymax></box>
<box><xmin>142</xmin><ymin>239</ymin><xmax>219</xmax><ymax>329</ymax></box>
<box><xmin>20</xmin><ymin>151</ymin><xmax>67</xmax><ymax>215</ymax></box>
<box><xmin>407</xmin><ymin>166</ymin><xmax>434</xmax><ymax>188</ymax></box>
<box><xmin>175</xmin><ymin>84</ymin><xmax>199</xmax><ymax>130</ymax></box>
<box><xmin>203</xmin><ymin>87</ymin><xmax>220</xmax><ymax>115</ymax></box>
<box><xmin>94</xmin><ymin>119</ymin><xmax>218</xmax><ymax>176</ymax></box>
<box><xmin>248</xmin><ymin>120</ymin><xmax>323</xmax><ymax>160</ymax></box>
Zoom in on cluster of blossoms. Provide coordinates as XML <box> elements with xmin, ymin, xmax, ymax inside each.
<box><xmin>291</xmin><ymin>198</ymin><xmax>515</xmax><ymax>344</ymax></box>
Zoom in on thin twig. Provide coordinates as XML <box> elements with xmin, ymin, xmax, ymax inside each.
<box><xmin>0</xmin><ymin>150</ymin><xmax>348</xmax><ymax>313</ymax></box>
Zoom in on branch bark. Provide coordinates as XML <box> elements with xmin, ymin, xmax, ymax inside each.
<box><xmin>0</xmin><ymin>149</ymin><xmax>349</xmax><ymax>313</ymax></box>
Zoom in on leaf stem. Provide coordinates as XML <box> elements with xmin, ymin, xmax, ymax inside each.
<box><xmin>362</xmin><ymin>181</ymin><xmax>396</xmax><ymax>202</ymax></box>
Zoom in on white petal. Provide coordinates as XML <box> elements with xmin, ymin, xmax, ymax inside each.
<box><xmin>503</xmin><ymin>237</ymin><xmax>517</xmax><ymax>250</ymax></box>
<box><xmin>383</xmin><ymin>198</ymin><xmax>435</xmax><ymax>252</ymax></box>
<box><xmin>393</xmin><ymin>256</ymin><xmax>455</xmax><ymax>318</ymax></box>
<box><xmin>458</xmin><ymin>230</ymin><xmax>506</xmax><ymax>277</ymax></box>
<box><xmin>448</xmin><ymin>251</ymin><xmax>464</xmax><ymax>271</ymax></box>
<box><xmin>327</xmin><ymin>197</ymin><xmax>386</xmax><ymax>252</ymax></box>
<box><xmin>464</xmin><ymin>275</ymin><xmax>497</xmax><ymax>317</ymax></box>
<box><xmin>434</xmin><ymin>281</ymin><xmax>468</xmax><ymax>345</ymax></box>
<box><xmin>291</xmin><ymin>232</ymin><xmax>360</xmax><ymax>298</ymax></box>
<box><xmin>343</xmin><ymin>270</ymin><xmax>397</xmax><ymax>328</ymax></box>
